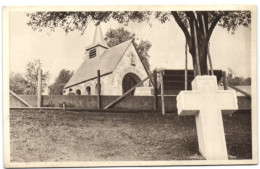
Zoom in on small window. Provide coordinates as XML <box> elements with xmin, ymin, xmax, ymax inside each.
<box><xmin>130</xmin><ymin>53</ymin><xmax>136</xmax><ymax>66</ymax></box>
<box><xmin>69</xmin><ymin>88</ymin><xmax>73</xmax><ymax>92</ymax></box>
<box><xmin>89</xmin><ymin>48</ymin><xmax>96</xmax><ymax>58</ymax></box>
<box><xmin>76</xmin><ymin>89</ymin><xmax>81</xmax><ymax>95</ymax></box>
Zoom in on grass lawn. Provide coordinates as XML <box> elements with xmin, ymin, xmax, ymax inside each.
<box><xmin>10</xmin><ymin>109</ymin><xmax>252</xmax><ymax>162</ymax></box>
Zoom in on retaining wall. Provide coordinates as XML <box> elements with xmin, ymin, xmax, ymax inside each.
<box><xmin>10</xmin><ymin>95</ymin><xmax>251</xmax><ymax>113</ymax></box>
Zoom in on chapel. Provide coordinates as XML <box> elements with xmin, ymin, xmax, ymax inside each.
<box><xmin>63</xmin><ymin>25</ymin><xmax>151</xmax><ymax>95</ymax></box>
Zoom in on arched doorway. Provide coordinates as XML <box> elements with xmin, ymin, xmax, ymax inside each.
<box><xmin>76</xmin><ymin>89</ymin><xmax>81</xmax><ymax>95</ymax></box>
<box><xmin>122</xmin><ymin>73</ymin><xmax>142</xmax><ymax>95</ymax></box>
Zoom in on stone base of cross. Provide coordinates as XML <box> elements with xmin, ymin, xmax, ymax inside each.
<box><xmin>177</xmin><ymin>75</ymin><xmax>238</xmax><ymax>160</ymax></box>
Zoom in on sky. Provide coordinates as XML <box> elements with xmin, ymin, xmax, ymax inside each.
<box><xmin>9</xmin><ymin>12</ymin><xmax>251</xmax><ymax>84</ymax></box>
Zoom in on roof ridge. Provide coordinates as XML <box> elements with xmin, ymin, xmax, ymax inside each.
<box><xmin>99</xmin><ymin>39</ymin><xmax>132</xmax><ymax>56</ymax></box>
<box><xmin>110</xmin><ymin>40</ymin><xmax>133</xmax><ymax>72</ymax></box>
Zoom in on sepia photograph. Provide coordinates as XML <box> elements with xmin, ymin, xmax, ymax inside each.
<box><xmin>3</xmin><ymin>5</ymin><xmax>257</xmax><ymax>168</ymax></box>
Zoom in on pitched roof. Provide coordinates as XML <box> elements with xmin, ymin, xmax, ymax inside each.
<box><xmin>64</xmin><ymin>40</ymin><xmax>132</xmax><ymax>88</ymax></box>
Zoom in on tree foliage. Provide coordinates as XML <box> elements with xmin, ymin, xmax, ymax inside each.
<box><xmin>25</xmin><ymin>59</ymin><xmax>49</xmax><ymax>95</ymax></box>
<box><xmin>10</xmin><ymin>59</ymin><xmax>49</xmax><ymax>95</ymax></box>
<box><xmin>226</xmin><ymin>68</ymin><xmax>251</xmax><ymax>86</ymax></box>
<box><xmin>104</xmin><ymin>27</ymin><xmax>152</xmax><ymax>72</ymax></box>
<box><xmin>9</xmin><ymin>72</ymin><xmax>29</xmax><ymax>94</ymax></box>
<box><xmin>27</xmin><ymin>12</ymin><xmax>152</xmax><ymax>34</ymax></box>
<box><xmin>49</xmin><ymin>69</ymin><xmax>74</xmax><ymax>95</ymax></box>
<box><xmin>27</xmin><ymin>11</ymin><xmax>251</xmax><ymax>76</ymax></box>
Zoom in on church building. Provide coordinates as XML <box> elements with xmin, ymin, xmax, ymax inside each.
<box><xmin>63</xmin><ymin>25</ymin><xmax>151</xmax><ymax>96</ymax></box>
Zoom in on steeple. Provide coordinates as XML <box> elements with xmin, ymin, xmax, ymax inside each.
<box><xmin>85</xmin><ymin>24</ymin><xmax>108</xmax><ymax>59</ymax></box>
<box><xmin>92</xmin><ymin>24</ymin><xmax>108</xmax><ymax>48</ymax></box>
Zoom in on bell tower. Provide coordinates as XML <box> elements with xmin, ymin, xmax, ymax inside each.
<box><xmin>86</xmin><ymin>24</ymin><xmax>108</xmax><ymax>59</ymax></box>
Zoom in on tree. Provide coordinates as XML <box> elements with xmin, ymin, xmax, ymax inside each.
<box><xmin>49</xmin><ymin>69</ymin><xmax>73</xmax><ymax>95</ymax></box>
<box><xmin>156</xmin><ymin>11</ymin><xmax>251</xmax><ymax>75</ymax></box>
<box><xmin>27</xmin><ymin>11</ymin><xmax>251</xmax><ymax>76</ymax></box>
<box><xmin>243</xmin><ymin>77</ymin><xmax>251</xmax><ymax>85</ymax></box>
<box><xmin>226</xmin><ymin>68</ymin><xmax>251</xmax><ymax>86</ymax></box>
<box><xmin>25</xmin><ymin>59</ymin><xmax>49</xmax><ymax>95</ymax></box>
<box><xmin>9</xmin><ymin>72</ymin><xmax>29</xmax><ymax>94</ymax></box>
<box><xmin>105</xmin><ymin>27</ymin><xmax>134</xmax><ymax>47</ymax></box>
<box><xmin>105</xmin><ymin>27</ymin><xmax>152</xmax><ymax>72</ymax></box>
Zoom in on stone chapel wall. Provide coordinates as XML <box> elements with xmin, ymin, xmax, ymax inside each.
<box><xmin>111</xmin><ymin>43</ymin><xmax>150</xmax><ymax>95</ymax></box>
<box><xmin>64</xmin><ymin>73</ymin><xmax>114</xmax><ymax>95</ymax></box>
<box><xmin>64</xmin><ymin>43</ymin><xmax>150</xmax><ymax>96</ymax></box>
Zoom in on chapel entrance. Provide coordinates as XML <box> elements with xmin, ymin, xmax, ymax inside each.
<box><xmin>122</xmin><ymin>73</ymin><xmax>142</xmax><ymax>95</ymax></box>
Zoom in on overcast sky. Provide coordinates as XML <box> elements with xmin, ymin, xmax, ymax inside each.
<box><xmin>9</xmin><ymin>12</ymin><xmax>251</xmax><ymax>84</ymax></box>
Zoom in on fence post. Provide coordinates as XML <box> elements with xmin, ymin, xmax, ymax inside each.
<box><xmin>185</xmin><ymin>41</ymin><xmax>188</xmax><ymax>90</ymax></box>
<box><xmin>193</xmin><ymin>20</ymin><xmax>201</xmax><ymax>76</ymax></box>
<box><xmin>37</xmin><ymin>69</ymin><xmax>42</xmax><ymax>108</ymax></box>
<box><xmin>62</xmin><ymin>102</ymin><xmax>66</xmax><ymax>110</ymax></box>
<box><xmin>160</xmin><ymin>70</ymin><xmax>165</xmax><ymax>115</ymax></box>
<box><xmin>153</xmin><ymin>70</ymin><xmax>158</xmax><ymax>111</ymax></box>
<box><xmin>223</xmin><ymin>71</ymin><xmax>228</xmax><ymax>90</ymax></box>
<box><xmin>97</xmin><ymin>70</ymin><xmax>101</xmax><ymax>109</ymax></box>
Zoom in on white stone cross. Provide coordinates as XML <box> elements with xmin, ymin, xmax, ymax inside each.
<box><xmin>177</xmin><ymin>75</ymin><xmax>238</xmax><ymax>160</ymax></box>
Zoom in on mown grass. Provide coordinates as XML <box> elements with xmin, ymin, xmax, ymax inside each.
<box><xmin>10</xmin><ymin>109</ymin><xmax>251</xmax><ymax>162</ymax></box>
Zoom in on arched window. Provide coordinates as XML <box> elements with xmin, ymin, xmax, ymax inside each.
<box><xmin>69</xmin><ymin>88</ymin><xmax>73</xmax><ymax>92</ymax></box>
<box><xmin>76</xmin><ymin>89</ymin><xmax>81</xmax><ymax>95</ymax></box>
<box><xmin>86</xmin><ymin>86</ymin><xmax>91</xmax><ymax>95</ymax></box>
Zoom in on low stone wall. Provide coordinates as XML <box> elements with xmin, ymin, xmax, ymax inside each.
<box><xmin>10</xmin><ymin>94</ymin><xmax>29</xmax><ymax>107</ymax></box>
<box><xmin>10</xmin><ymin>95</ymin><xmax>251</xmax><ymax>112</ymax></box>
<box><xmin>10</xmin><ymin>95</ymin><xmax>176</xmax><ymax>111</ymax></box>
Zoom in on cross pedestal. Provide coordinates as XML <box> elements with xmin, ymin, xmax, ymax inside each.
<box><xmin>177</xmin><ymin>76</ymin><xmax>238</xmax><ymax>160</ymax></box>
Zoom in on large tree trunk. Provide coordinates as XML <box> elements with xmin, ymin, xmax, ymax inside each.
<box><xmin>189</xmin><ymin>45</ymin><xmax>209</xmax><ymax>76</ymax></box>
<box><xmin>188</xmin><ymin>31</ymin><xmax>209</xmax><ymax>76</ymax></box>
<box><xmin>188</xmin><ymin>19</ymin><xmax>209</xmax><ymax>76</ymax></box>
<box><xmin>171</xmin><ymin>11</ymin><xmax>223</xmax><ymax>77</ymax></box>
<box><xmin>197</xmin><ymin>36</ymin><xmax>208</xmax><ymax>75</ymax></box>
